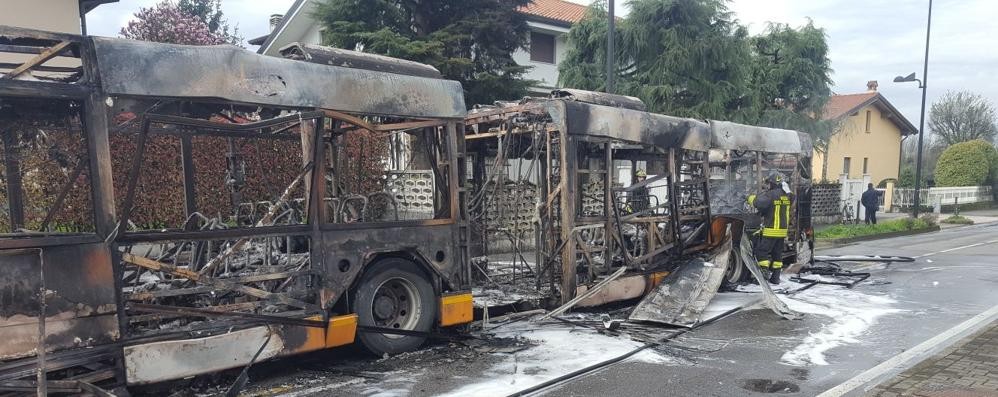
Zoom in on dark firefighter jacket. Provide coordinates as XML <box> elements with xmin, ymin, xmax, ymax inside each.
<box><xmin>753</xmin><ymin>187</ymin><xmax>793</xmax><ymax>238</ymax></box>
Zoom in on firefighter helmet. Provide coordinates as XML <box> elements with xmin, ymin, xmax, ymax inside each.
<box><xmin>765</xmin><ymin>172</ymin><xmax>785</xmax><ymax>186</ymax></box>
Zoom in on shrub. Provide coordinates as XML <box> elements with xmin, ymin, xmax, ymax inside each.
<box><xmin>815</xmin><ymin>218</ymin><xmax>933</xmax><ymax>240</ymax></box>
<box><xmin>941</xmin><ymin>215</ymin><xmax>974</xmax><ymax>225</ymax></box>
<box><xmin>934</xmin><ymin>139</ymin><xmax>998</xmax><ymax>187</ymax></box>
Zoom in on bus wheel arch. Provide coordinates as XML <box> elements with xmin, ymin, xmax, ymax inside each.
<box><xmin>349</xmin><ymin>254</ymin><xmax>438</xmax><ymax>356</ymax></box>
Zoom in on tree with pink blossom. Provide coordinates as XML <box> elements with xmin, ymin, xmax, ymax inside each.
<box><xmin>119</xmin><ymin>1</ymin><xmax>229</xmax><ymax>45</ymax></box>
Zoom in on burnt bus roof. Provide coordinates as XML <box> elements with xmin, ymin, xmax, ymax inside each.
<box><xmin>90</xmin><ymin>37</ymin><xmax>466</xmax><ymax>119</ymax></box>
<box><xmin>551</xmin><ymin>88</ymin><xmax>647</xmax><ymax>111</ymax></box>
<box><xmin>278</xmin><ymin>43</ymin><xmax>443</xmax><ymax>79</ymax></box>
<box><xmin>550</xmin><ymin>99</ymin><xmax>710</xmax><ymax>152</ymax></box>
<box><xmin>707</xmin><ymin>120</ymin><xmax>813</xmax><ymax>156</ymax></box>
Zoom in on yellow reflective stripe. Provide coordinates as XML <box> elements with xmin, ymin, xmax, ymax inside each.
<box><xmin>773</xmin><ymin>202</ymin><xmax>781</xmax><ymax>229</ymax></box>
<box><xmin>762</xmin><ymin>228</ymin><xmax>788</xmax><ymax>237</ymax></box>
<box><xmin>771</xmin><ymin>261</ymin><xmax>783</xmax><ymax>269</ymax></box>
<box><xmin>758</xmin><ymin>260</ymin><xmax>771</xmax><ymax>268</ymax></box>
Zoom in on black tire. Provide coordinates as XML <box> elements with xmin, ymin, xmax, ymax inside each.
<box><xmin>351</xmin><ymin>258</ymin><xmax>436</xmax><ymax>355</ymax></box>
<box><xmin>723</xmin><ymin>246</ymin><xmax>747</xmax><ymax>285</ymax></box>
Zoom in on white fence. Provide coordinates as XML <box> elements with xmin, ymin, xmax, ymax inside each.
<box><xmin>893</xmin><ymin>186</ymin><xmax>993</xmax><ymax>208</ymax></box>
<box><xmin>840</xmin><ymin>174</ymin><xmax>872</xmax><ymax>220</ymax></box>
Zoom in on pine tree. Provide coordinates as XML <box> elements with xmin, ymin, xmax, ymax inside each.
<box><xmin>560</xmin><ymin>0</ymin><xmax>835</xmax><ymax>155</ymax></box>
<box><xmin>750</xmin><ymin>21</ymin><xmax>837</xmax><ymax>158</ymax></box>
<box><xmin>313</xmin><ymin>0</ymin><xmax>535</xmax><ymax>106</ymax></box>
<box><xmin>560</xmin><ymin>0</ymin><xmax>756</xmax><ymax>120</ymax></box>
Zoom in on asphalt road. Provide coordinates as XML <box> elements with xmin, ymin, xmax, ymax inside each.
<box><xmin>225</xmin><ymin>223</ymin><xmax>998</xmax><ymax>397</ymax></box>
<box><xmin>542</xmin><ymin>223</ymin><xmax>998</xmax><ymax>397</ymax></box>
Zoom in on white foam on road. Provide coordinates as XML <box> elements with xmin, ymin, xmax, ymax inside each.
<box><xmin>779</xmin><ymin>287</ymin><xmax>903</xmax><ymax>366</ymax></box>
<box><xmin>437</xmin><ymin>322</ymin><xmax>669</xmax><ymax>397</ymax></box>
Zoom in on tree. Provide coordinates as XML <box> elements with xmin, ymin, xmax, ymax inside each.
<box><xmin>561</xmin><ymin>0</ymin><xmax>756</xmax><ymax>120</ymax></box>
<box><xmin>559</xmin><ymin>0</ymin><xmax>834</xmax><ymax>132</ymax></box>
<box><xmin>934</xmin><ymin>139</ymin><xmax>998</xmax><ymax>187</ymax></box>
<box><xmin>749</xmin><ymin>21</ymin><xmax>837</xmax><ymax>178</ymax></box>
<box><xmin>177</xmin><ymin>0</ymin><xmax>241</xmax><ymax>44</ymax></box>
<box><xmin>928</xmin><ymin>91</ymin><xmax>998</xmax><ymax>146</ymax></box>
<box><xmin>558</xmin><ymin>1</ymin><xmax>624</xmax><ymax>94</ymax></box>
<box><xmin>120</xmin><ymin>1</ymin><xmax>228</xmax><ymax>45</ymax></box>
<box><xmin>312</xmin><ymin>0</ymin><xmax>534</xmax><ymax>107</ymax></box>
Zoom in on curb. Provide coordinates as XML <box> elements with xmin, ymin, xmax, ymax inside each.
<box><xmin>816</xmin><ymin>225</ymin><xmax>941</xmax><ymax>247</ymax></box>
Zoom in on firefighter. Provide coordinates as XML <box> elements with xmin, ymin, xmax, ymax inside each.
<box><xmin>631</xmin><ymin>169</ymin><xmax>650</xmax><ymax>212</ymax></box>
<box><xmin>747</xmin><ymin>172</ymin><xmax>793</xmax><ymax>284</ymax></box>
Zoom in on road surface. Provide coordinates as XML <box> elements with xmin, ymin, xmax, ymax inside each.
<box><xmin>177</xmin><ymin>222</ymin><xmax>997</xmax><ymax>397</ymax></box>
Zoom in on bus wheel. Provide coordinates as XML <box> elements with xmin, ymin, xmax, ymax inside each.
<box><xmin>723</xmin><ymin>246</ymin><xmax>746</xmax><ymax>285</ymax></box>
<box><xmin>352</xmin><ymin>258</ymin><xmax>436</xmax><ymax>355</ymax></box>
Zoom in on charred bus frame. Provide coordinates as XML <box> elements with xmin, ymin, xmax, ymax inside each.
<box><xmin>0</xmin><ymin>26</ymin><xmax>473</xmax><ymax>392</ymax></box>
<box><xmin>464</xmin><ymin>91</ymin><xmax>713</xmax><ymax>307</ymax></box>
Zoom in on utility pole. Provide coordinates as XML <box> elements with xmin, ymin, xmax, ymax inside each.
<box><xmin>606</xmin><ymin>0</ymin><xmax>615</xmax><ymax>94</ymax></box>
<box><xmin>912</xmin><ymin>0</ymin><xmax>932</xmax><ymax>218</ymax></box>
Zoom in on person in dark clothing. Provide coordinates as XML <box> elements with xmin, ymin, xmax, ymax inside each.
<box><xmin>861</xmin><ymin>183</ymin><xmax>879</xmax><ymax>225</ymax></box>
<box><xmin>748</xmin><ymin>172</ymin><xmax>793</xmax><ymax>284</ymax></box>
<box><xmin>631</xmin><ymin>169</ymin><xmax>650</xmax><ymax>213</ymax></box>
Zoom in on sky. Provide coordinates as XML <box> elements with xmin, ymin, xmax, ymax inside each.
<box><xmin>85</xmin><ymin>0</ymin><xmax>997</xmax><ymax>128</ymax></box>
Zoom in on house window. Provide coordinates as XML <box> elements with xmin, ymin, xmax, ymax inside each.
<box><xmin>530</xmin><ymin>32</ymin><xmax>556</xmax><ymax>64</ymax></box>
<box><xmin>865</xmin><ymin>110</ymin><xmax>872</xmax><ymax>133</ymax></box>
<box><xmin>863</xmin><ymin>157</ymin><xmax>869</xmax><ymax>174</ymax></box>
<box><xmin>843</xmin><ymin>157</ymin><xmax>851</xmax><ymax>175</ymax></box>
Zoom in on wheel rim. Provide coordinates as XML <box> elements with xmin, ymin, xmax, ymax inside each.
<box><xmin>371</xmin><ymin>276</ymin><xmax>422</xmax><ymax>338</ymax></box>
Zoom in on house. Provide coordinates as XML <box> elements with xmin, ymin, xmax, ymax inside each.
<box><xmin>250</xmin><ymin>0</ymin><xmax>588</xmax><ymax>94</ymax></box>
<box><xmin>0</xmin><ymin>0</ymin><xmax>117</xmax><ymax>73</ymax></box>
<box><xmin>815</xmin><ymin>81</ymin><xmax>917</xmax><ymax>185</ymax></box>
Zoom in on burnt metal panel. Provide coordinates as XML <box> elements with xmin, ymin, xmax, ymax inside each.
<box><xmin>554</xmin><ymin>100</ymin><xmax>710</xmax><ymax>152</ymax></box>
<box><xmin>279</xmin><ymin>43</ymin><xmax>442</xmax><ymax>79</ymax></box>
<box><xmin>319</xmin><ymin>223</ymin><xmax>464</xmax><ymax>306</ymax></box>
<box><xmin>550</xmin><ymin>88</ymin><xmax>647</xmax><ymax>111</ymax></box>
<box><xmin>89</xmin><ymin>37</ymin><xmax>466</xmax><ymax>119</ymax></box>
<box><xmin>0</xmin><ymin>244</ymin><xmax>118</xmax><ymax>360</ymax></box>
<box><xmin>708</xmin><ymin>120</ymin><xmax>807</xmax><ymax>155</ymax></box>
<box><xmin>628</xmin><ymin>239</ymin><xmax>730</xmax><ymax>327</ymax></box>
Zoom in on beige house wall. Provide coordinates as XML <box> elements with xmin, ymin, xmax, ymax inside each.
<box><xmin>812</xmin><ymin>104</ymin><xmax>904</xmax><ymax>185</ymax></box>
<box><xmin>0</xmin><ymin>0</ymin><xmax>82</xmax><ymax>72</ymax></box>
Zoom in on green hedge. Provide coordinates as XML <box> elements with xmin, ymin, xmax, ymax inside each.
<box><xmin>935</xmin><ymin>139</ymin><xmax>998</xmax><ymax>187</ymax></box>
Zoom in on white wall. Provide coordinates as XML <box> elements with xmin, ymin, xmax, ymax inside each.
<box><xmin>0</xmin><ymin>0</ymin><xmax>82</xmax><ymax>72</ymax></box>
<box><xmin>513</xmin><ymin>21</ymin><xmax>572</xmax><ymax>93</ymax></box>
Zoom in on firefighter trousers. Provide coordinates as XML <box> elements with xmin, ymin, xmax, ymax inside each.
<box><xmin>754</xmin><ymin>235</ymin><xmax>785</xmax><ymax>270</ymax></box>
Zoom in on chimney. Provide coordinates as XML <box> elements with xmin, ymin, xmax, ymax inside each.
<box><xmin>867</xmin><ymin>80</ymin><xmax>879</xmax><ymax>92</ymax></box>
<box><xmin>269</xmin><ymin>14</ymin><xmax>284</xmax><ymax>32</ymax></box>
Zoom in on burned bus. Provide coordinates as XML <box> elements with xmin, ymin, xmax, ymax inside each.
<box><xmin>706</xmin><ymin>121</ymin><xmax>815</xmax><ymax>284</ymax></box>
<box><xmin>0</xmin><ymin>27</ymin><xmax>472</xmax><ymax>392</ymax></box>
<box><xmin>463</xmin><ymin>90</ymin><xmax>714</xmax><ymax>308</ymax></box>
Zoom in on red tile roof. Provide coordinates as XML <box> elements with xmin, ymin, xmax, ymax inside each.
<box><xmin>823</xmin><ymin>92</ymin><xmax>877</xmax><ymax>120</ymax></box>
<box><xmin>823</xmin><ymin>91</ymin><xmax>917</xmax><ymax>135</ymax></box>
<box><xmin>518</xmin><ymin>0</ymin><xmax>589</xmax><ymax>26</ymax></box>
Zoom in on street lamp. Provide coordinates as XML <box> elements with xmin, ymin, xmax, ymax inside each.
<box><xmin>893</xmin><ymin>0</ymin><xmax>932</xmax><ymax>219</ymax></box>
<box><xmin>606</xmin><ymin>0</ymin><xmax>615</xmax><ymax>94</ymax></box>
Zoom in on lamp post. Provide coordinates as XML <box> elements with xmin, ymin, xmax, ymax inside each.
<box><xmin>893</xmin><ymin>0</ymin><xmax>932</xmax><ymax>219</ymax></box>
<box><xmin>606</xmin><ymin>0</ymin><xmax>615</xmax><ymax>94</ymax></box>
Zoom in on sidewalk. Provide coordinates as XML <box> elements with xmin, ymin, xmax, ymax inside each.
<box><xmin>867</xmin><ymin>320</ymin><xmax>998</xmax><ymax>397</ymax></box>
